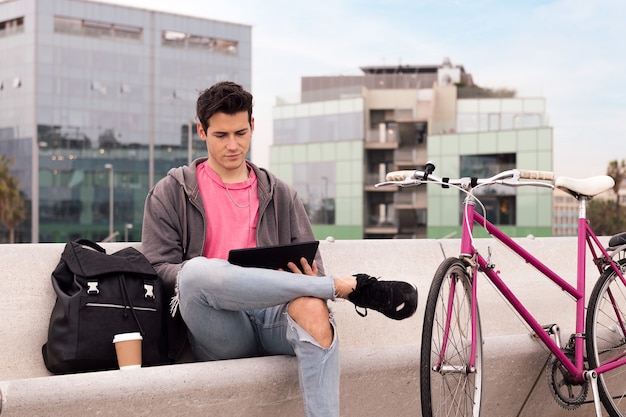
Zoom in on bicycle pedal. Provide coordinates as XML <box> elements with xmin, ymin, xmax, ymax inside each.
<box><xmin>533</xmin><ymin>324</ymin><xmax>562</xmax><ymax>348</ymax></box>
<box><xmin>532</xmin><ymin>324</ymin><xmax>557</xmax><ymax>338</ymax></box>
<box><xmin>542</xmin><ymin>323</ymin><xmax>559</xmax><ymax>334</ymax></box>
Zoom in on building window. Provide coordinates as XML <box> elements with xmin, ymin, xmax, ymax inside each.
<box><xmin>54</xmin><ymin>16</ymin><xmax>142</xmax><ymax>41</ymax></box>
<box><xmin>292</xmin><ymin>162</ymin><xmax>335</xmax><ymax>225</ymax></box>
<box><xmin>162</xmin><ymin>30</ymin><xmax>238</xmax><ymax>55</ymax></box>
<box><xmin>460</xmin><ymin>153</ymin><xmax>516</xmax><ymax>225</ymax></box>
<box><xmin>474</xmin><ymin>195</ymin><xmax>516</xmax><ymax>225</ymax></box>
<box><xmin>0</xmin><ymin>16</ymin><xmax>24</xmax><ymax>37</ymax></box>
<box><xmin>274</xmin><ymin>112</ymin><xmax>363</xmax><ymax>145</ymax></box>
<box><xmin>460</xmin><ymin>153</ymin><xmax>516</xmax><ymax>178</ymax></box>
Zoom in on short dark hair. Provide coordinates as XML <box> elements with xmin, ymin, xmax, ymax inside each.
<box><xmin>196</xmin><ymin>81</ymin><xmax>253</xmax><ymax>131</ymax></box>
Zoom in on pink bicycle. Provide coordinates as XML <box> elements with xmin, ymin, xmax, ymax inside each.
<box><xmin>377</xmin><ymin>162</ymin><xmax>626</xmax><ymax>417</ymax></box>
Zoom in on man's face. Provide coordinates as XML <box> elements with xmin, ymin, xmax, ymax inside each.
<box><xmin>198</xmin><ymin>111</ymin><xmax>253</xmax><ymax>179</ymax></box>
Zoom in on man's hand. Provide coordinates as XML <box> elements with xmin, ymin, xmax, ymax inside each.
<box><xmin>286</xmin><ymin>257</ymin><xmax>318</xmax><ymax>276</ymax></box>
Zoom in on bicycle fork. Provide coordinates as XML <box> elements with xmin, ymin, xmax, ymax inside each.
<box><xmin>433</xmin><ymin>198</ymin><xmax>481</xmax><ymax>376</ymax></box>
<box><xmin>433</xmin><ymin>269</ymin><xmax>478</xmax><ymax>375</ymax></box>
<box><xmin>433</xmin><ymin>276</ymin><xmax>458</xmax><ymax>373</ymax></box>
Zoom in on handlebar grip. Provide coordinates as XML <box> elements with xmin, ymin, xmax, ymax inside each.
<box><xmin>385</xmin><ymin>170</ymin><xmax>415</xmax><ymax>181</ymax></box>
<box><xmin>518</xmin><ymin>170</ymin><xmax>554</xmax><ymax>181</ymax></box>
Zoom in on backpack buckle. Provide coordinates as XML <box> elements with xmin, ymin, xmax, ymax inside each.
<box><xmin>87</xmin><ymin>281</ymin><xmax>99</xmax><ymax>295</ymax></box>
<box><xmin>144</xmin><ymin>282</ymin><xmax>155</xmax><ymax>299</ymax></box>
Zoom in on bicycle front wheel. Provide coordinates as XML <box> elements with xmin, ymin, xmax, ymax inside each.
<box><xmin>586</xmin><ymin>258</ymin><xmax>626</xmax><ymax>417</ymax></box>
<box><xmin>420</xmin><ymin>257</ymin><xmax>483</xmax><ymax>417</ymax></box>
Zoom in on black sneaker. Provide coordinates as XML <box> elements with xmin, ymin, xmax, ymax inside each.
<box><xmin>348</xmin><ymin>274</ymin><xmax>417</xmax><ymax>320</ymax></box>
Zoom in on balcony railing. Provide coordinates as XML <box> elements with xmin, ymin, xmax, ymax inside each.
<box><xmin>394</xmin><ymin>190</ymin><xmax>427</xmax><ymax>207</ymax></box>
<box><xmin>365</xmin><ymin>124</ymin><xmax>400</xmax><ymax>144</ymax></box>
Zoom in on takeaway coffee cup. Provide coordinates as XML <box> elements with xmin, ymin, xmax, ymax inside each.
<box><xmin>113</xmin><ymin>332</ymin><xmax>143</xmax><ymax>370</ymax></box>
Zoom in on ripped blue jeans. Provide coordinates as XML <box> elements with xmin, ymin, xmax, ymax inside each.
<box><xmin>177</xmin><ymin>257</ymin><xmax>339</xmax><ymax>417</ymax></box>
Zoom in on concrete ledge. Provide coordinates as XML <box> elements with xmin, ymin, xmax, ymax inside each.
<box><xmin>0</xmin><ymin>346</ymin><xmax>419</xmax><ymax>417</ymax></box>
<box><xmin>0</xmin><ymin>337</ymin><xmax>597</xmax><ymax>417</ymax></box>
<box><xmin>0</xmin><ymin>238</ymin><xmax>610</xmax><ymax>416</ymax></box>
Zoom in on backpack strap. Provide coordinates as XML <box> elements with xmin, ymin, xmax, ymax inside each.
<box><xmin>73</xmin><ymin>239</ymin><xmax>106</xmax><ymax>253</ymax></box>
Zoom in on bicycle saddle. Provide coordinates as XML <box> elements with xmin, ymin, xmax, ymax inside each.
<box><xmin>555</xmin><ymin>175</ymin><xmax>614</xmax><ymax>199</ymax></box>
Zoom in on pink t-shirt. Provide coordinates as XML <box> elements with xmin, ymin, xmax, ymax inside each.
<box><xmin>196</xmin><ymin>161</ymin><xmax>259</xmax><ymax>260</ymax></box>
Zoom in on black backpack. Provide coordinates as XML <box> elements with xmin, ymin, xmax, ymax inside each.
<box><xmin>42</xmin><ymin>239</ymin><xmax>167</xmax><ymax>374</ymax></box>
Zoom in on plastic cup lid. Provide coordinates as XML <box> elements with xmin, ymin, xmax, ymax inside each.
<box><xmin>113</xmin><ymin>332</ymin><xmax>143</xmax><ymax>343</ymax></box>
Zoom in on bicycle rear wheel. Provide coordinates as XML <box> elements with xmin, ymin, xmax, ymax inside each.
<box><xmin>586</xmin><ymin>258</ymin><xmax>626</xmax><ymax>417</ymax></box>
<box><xmin>420</xmin><ymin>257</ymin><xmax>483</xmax><ymax>417</ymax></box>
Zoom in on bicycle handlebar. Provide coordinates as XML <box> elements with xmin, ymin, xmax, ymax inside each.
<box><xmin>518</xmin><ymin>170</ymin><xmax>555</xmax><ymax>181</ymax></box>
<box><xmin>377</xmin><ymin>167</ymin><xmax>555</xmax><ymax>190</ymax></box>
<box><xmin>385</xmin><ymin>170</ymin><xmax>417</xmax><ymax>182</ymax></box>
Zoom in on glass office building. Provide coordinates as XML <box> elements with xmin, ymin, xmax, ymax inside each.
<box><xmin>0</xmin><ymin>0</ymin><xmax>251</xmax><ymax>242</ymax></box>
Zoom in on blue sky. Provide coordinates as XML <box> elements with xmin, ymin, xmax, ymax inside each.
<box><xmin>99</xmin><ymin>0</ymin><xmax>625</xmax><ymax>178</ymax></box>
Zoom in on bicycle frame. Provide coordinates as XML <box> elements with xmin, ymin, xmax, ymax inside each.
<box><xmin>457</xmin><ymin>195</ymin><xmax>626</xmax><ymax>383</ymax></box>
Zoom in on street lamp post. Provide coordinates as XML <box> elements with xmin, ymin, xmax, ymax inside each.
<box><xmin>104</xmin><ymin>163</ymin><xmax>114</xmax><ymax>237</ymax></box>
<box><xmin>321</xmin><ymin>176</ymin><xmax>328</xmax><ymax>224</ymax></box>
<box><xmin>188</xmin><ymin>120</ymin><xmax>194</xmax><ymax>165</ymax></box>
<box><xmin>124</xmin><ymin>223</ymin><xmax>133</xmax><ymax>242</ymax></box>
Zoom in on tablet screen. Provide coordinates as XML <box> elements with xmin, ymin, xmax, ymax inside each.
<box><xmin>227</xmin><ymin>241</ymin><xmax>319</xmax><ymax>272</ymax></box>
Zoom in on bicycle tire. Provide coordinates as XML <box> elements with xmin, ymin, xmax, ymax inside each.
<box><xmin>586</xmin><ymin>258</ymin><xmax>626</xmax><ymax>417</ymax></box>
<box><xmin>420</xmin><ymin>257</ymin><xmax>483</xmax><ymax>417</ymax></box>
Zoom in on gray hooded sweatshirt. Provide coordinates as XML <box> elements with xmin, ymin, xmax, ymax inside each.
<box><xmin>141</xmin><ymin>157</ymin><xmax>323</xmax><ymax>359</ymax></box>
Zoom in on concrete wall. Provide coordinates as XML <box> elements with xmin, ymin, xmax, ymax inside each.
<box><xmin>0</xmin><ymin>237</ymin><xmax>611</xmax><ymax>416</ymax></box>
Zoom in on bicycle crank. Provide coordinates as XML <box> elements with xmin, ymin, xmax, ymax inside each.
<box><xmin>546</xmin><ymin>350</ymin><xmax>589</xmax><ymax>410</ymax></box>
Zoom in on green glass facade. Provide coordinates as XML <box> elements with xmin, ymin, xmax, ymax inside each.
<box><xmin>271</xmin><ymin>96</ymin><xmax>365</xmax><ymax>240</ymax></box>
<box><xmin>270</xmin><ymin>140</ymin><xmax>365</xmax><ymax>240</ymax></box>
<box><xmin>427</xmin><ymin>127</ymin><xmax>554</xmax><ymax>238</ymax></box>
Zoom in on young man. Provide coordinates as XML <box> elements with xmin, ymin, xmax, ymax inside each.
<box><xmin>141</xmin><ymin>81</ymin><xmax>417</xmax><ymax>417</ymax></box>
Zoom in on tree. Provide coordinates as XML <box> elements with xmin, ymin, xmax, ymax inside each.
<box><xmin>587</xmin><ymin>159</ymin><xmax>626</xmax><ymax>236</ymax></box>
<box><xmin>607</xmin><ymin>159</ymin><xmax>625</xmax><ymax>213</ymax></box>
<box><xmin>0</xmin><ymin>155</ymin><xmax>26</xmax><ymax>243</ymax></box>
<box><xmin>588</xmin><ymin>199</ymin><xmax>625</xmax><ymax>236</ymax></box>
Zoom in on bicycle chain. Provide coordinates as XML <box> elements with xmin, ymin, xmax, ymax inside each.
<box><xmin>546</xmin><ymin>349</ymin><xmax>589</xmax><ymax>410</ymax></box>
